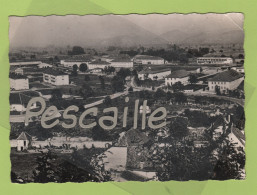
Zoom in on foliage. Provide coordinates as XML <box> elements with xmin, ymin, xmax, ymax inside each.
<box><xmin>79</xmin><ymin>63</ymin><xmax>88</xmax><ymax>72</ymax></box>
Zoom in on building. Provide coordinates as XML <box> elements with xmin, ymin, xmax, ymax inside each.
<box><xmin>228</xmin><ymin>127</ymin><xmax>245</xmax><ymax>149</ymax></box>
<box><xmin>10</xmin><ymin>92</ymin><xmax>38</xmax><ymax>112</ymax></box>
<box><xmin>88</xmin><ymin>60</ymin><xmax>111</xmax><ymax>70</ymax></box>
<box><xmin>134</xmin><ymin>55</ymin><xmax>165</xmax><ymax>65</ymax></box>
<box><xmin>231</xmin><ymin>66</ymin><xmax>244</xmax><ymax>73</ymax></box>
<box><xmin>165</xmin><ymin>69</ymin><xmax>189</xmax><ymax>86</ymax></box>
<box><xmin>37</xmin><ymin>63</ymin><xmax>53</xmax><ymax>68</ymax></box>
<box><xmin>9</xmin><ymin>73</ymin><xmax>29</xmax><ymax>90</ymax></box>
<box><xmin>16</xmin><ymin>132</ymin><xmax>32</xmax><ymax>151</ymax></box>
<box><xmin>208</xmin><ymin>70</ymin><xmax>244</xmax><ymax>93</ymax></box>
<box><xmin>88</xmin><ymin>68</ymin><xmax>103</xmax><ymax>74</ymax></box>
<box><xmin>110</xmin><ymin>58</ymin><xmax>133</xmax><ymax>68</ymax></box>
<box><xmin>60</xmin><ymin>55</ymin><xmax>91</xmax><ymax>68</ymax></box>
<box><xmin>43</xmin><ymin>68</ymin><xmax>69</xmax><ymax>85</ymax></box>
<box><xmin>14</xmin><ymin>68</ymin><xmax>24</xmax><ymax>75</ymax></box>
<box><xmin>138</xmin><ymin>69</ymin><xmax>171</xmax><ymax>80</ymax></box>
<box><xmin>197</xmin><ymin>57</ymin><xmax>233</xmax><ymax>65</ymax></box>
<box><xmin>10</xmin><ymin>61</ymin><xmax>42</xmax><ymax>67</ymax></box>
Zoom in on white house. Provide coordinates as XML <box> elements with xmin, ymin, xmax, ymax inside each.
<box><xmin>16</xmin><ymin>132</ymin><xmax>32</xmax><ymax>151</ymax></box>
<box><xmin>88</xmin><ymin>60</ymin><xmax>111</xmax><ymax>70</ymax></box>
<box><xmin>208</xmin><ymin>70</ymin><xmax>244</xmax><ymax>93</ymax></box>
<box><xmin>43</xmin><ymin>68</ymin><xmax>69</xmax><ymax>86</ymax></box>
<box><xmin>37</xmin><ymin>63</ymin><xmax>53</xmax><ymax>68</ymax></box>
<box><xmin>9</xmin><ymin>73</ymin><xmax>29</xmax><ymax>90</ymax></box>
<box><xmin>138</xmin><ymin>69</ymin><xmax>171</xmax><ymax>80</ymax></box>
<box><xmin>110</xmin><ymin>58</ymin><xmax>133</xmax><ymax>68</ymax></box>
<box><xmin>197</xmin><ymin>57</ymin><xmax>233</xmax><ymax>65</ymax></box>
<box><xmin>134</xmin><ymin>55</ymin><xmax>165</xmax><ymax>65</ymax></box>
<box><xmin>228</xmin><ymin>127</ymin><xmax>245</xmax><ymax>149</ymax></box>
<box><xmin>165</xmin><ymin>69</ymin><xmax>190</xmax><ymax>86</ymax></box>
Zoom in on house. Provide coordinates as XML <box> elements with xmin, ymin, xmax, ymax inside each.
<box><xmin>16</xmin><ymin>132</ymin><xmax>32</xmax><ymax>151</ymax></box>
<box><xmin>37</xmin><ymin>63</ymin><xmax>53</xmax><ymax>68</ymax></box>
<box><xmin>101</xmin><ymin>147</ymin><xmax>128</xmax><ymax>171</ymax></box>
<box><xmin>208</xmin><ymin>70</ymin><xmax>244</xmax><ymax>93</ymax></box>
<box><xmin>14</xmin><ymin>68</ymin><xmax>24</xmax><ymax>75</ymax></box>
<box><xmin>231</xmin><ymin>66</ymin><xmax>244</xmax><ymax>74</ymax></box>
<box><xmin>43</xmin><ymin>68</ymin><xmax>69</xmax><ymax>86</ymax></box>
<box><xmin>9</xmin><ymin>73</ymin><xmax>29</xmax><ymax>90</ymax></box>
<box><xmin>88</xmin><ymin>60</ymin><xmax>111</xmax><ymax>70</ymax></box>
<box><xmin>9</xmin><ymin>92</ymin><xmax>38</xmax><ymax>112</ymax></box>
<box><xmin>134</xmin><ymin>55</ymin><xmax>165</xmax><ymax>65</ymax></box>
<box><xmin>88</xmin><ymin>68</ymin><xmax>103</xmax><ymax>74</ymax></box>
<box><xmin>138</xmin><ymin>69</ymin><xmax>171</xmax><ymax>80</ymax></box>
<box><xmin>197</xmin><ymin>57</ymin><xmax>233</xmax><ymax>65</ymax></box>
<box><xmin>165</xmin><ymin>69</ymin><xmax>189</xmax><ymax>86</ymax></box>
<box><xmin>110</xmin><ymin>58</ymin><xmax>133</xmax><ymax>68</ymax></box>
<box><xmin>228</xmin><ymin>127</ymin><xmax>245</xmax><ymax>149</ymax></box>
<box><xmin>60</xmin><ymin>55</ymin><xmax>92</xmax><ymax>68</ymax></box>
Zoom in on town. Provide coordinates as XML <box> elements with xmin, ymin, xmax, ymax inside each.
<box><xmin>9</xmin><ymin>14</ymin><xmax>245</xmax><ymax>183</ymax></box>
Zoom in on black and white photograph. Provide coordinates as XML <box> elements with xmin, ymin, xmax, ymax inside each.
<box><xmin>9</xmin><ymin>14</ymin><xmax>245</xmax><ymax>183</ymax></box>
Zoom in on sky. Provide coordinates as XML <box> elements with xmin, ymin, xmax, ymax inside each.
<box><xmin>9</xmin><ymin>13</ymin><xmax>244</xmax><ymax>48</ymax></box>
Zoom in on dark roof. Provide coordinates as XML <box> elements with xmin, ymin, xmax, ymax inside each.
<box><xmin>111</xmin><ymin>58</ymin><xmax>132</xmax><ymax>62</ymax></box>
<box><xmin>89</xmin><ymin>60</ymin><xmax>111</xmax><ymax>65</ymax></box>
<box><xmin>9</xmin><ymin>73</ymin><xmax>28</xmax><ymax>79</ymax></box>
<box><xmin>43</xmin><ymin>68</ymin><xmax>68</xmax><ymax>76</ymax></box>
<box><xmin>166</xmin><ymin>69</ymin><xmax>189</xmax><ymax>78</ymax></box>
<box><xmin>17</xmin><ymin>132</ymin><xmax>32</xmax><ymax>140</ymax></box>
<box><xmin>208</xmin><ymin>70</ymin><xmax>243</xmax><ymax>82</ymax></box>
<box><xmin>64</xmin><ymin>55</ymin><xmax>92</xmax><ymax>62</ymax></box>
<box><xmin>135</xmin><ymin>55</ymin><xmax>164</xmax><ymax>60</ymax></box>
<box><xmin>139</xmin><ymin>68</ymin><xmax>171</xmax><ymax>74</ymax></box>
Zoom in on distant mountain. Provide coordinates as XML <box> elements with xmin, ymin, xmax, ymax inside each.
<box><xmin>160</xmin><ymin>29</ymin><xmax>244</xmax><ymax>45</ymax></box>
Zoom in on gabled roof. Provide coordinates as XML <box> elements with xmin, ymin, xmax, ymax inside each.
<box><xmin>17</xmin><ymin>132</ymin><xmax>32</xmax><ymax>140</ymax></box>
<box><xmin>208</xmin><ymin>70</ymin><xmax>243</xmax><ymax>82</ymax></box>
<box><xmin>166</xmin><ymin>69</ymin><xmax>189</xmax><ymax>78</ymax></box>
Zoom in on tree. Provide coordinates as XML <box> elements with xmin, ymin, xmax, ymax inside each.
<box><xmin>189</xmin><ymin>74</ymin><xmax>197</xmax><ymax>84</ymax></box>
<box><xmin>215</xmin><ymin>85</ymin><xmax>221</xmax><ymax>95</ymax></box>
<box><xmin>50</xmin><ymin>89</ymin><xmax>62</xmax><ymax>102</ymax></box>
<box><xmin>128</xmin><ymin>86</ymin><xmax>133</xmax><ymax>93</ymax></box>
<box><xmin>72</xmin><ymin>64</ymin><xmax>78</xmax><ymax>76</ymax></box>
<box><xmin>79</xmin><ymin>63</ymin><xmax>88</xmax><ymax>72</ymax></box>
<box><xmin>174</xmin><ymin>92</ymin><xmax>187</xmax><ymax>104</ymax></box>
<box><xmin>154</xmin><ymin>88</ymin><xmax>166</xmax><ymax>99</ymax></box>
<box><xmin>80</xmin><ymin>84</ymin><xmax>94</xmax><ymax>99</ymax></box>
<box><xmin>111</xmin><ymin>76</ymin><xmax>124</xmax><ymax>92</ymax></box>
<box><xmin>92</xmin><ymin>124</ymin><xmax>110</xmax><ymax>141</ymax></box>
<box><xmin>69</xmin><ymin>46</ymin><xmax>85</xmax><ymax>55</ymax></box>
<box><xmin>84</xmin><ymin>75</ymin><xmax>91</xmax><ymax>81</ymax></box>
<box><xmin>99</xmin><ymin>76</ymin><xmax>105</xmax><ymax>90</ymax></box>
<box><xmin>103</xmin><ymin>96</ymin><xmax>112</xmax><ymax>106</ymax></box>
<box><xmin>238</xmin><ymin>54</ymin><xmax>244</xmax><ymax>59</ymax></box>
<box><xmin>172</xmin><ymin>81</ymin><xmax>184</xmax><ymax>92</ymax></box>
<box><xmin>169</xmin><ymin>117</ymin><xmax>189</xmax><ymax>139</ymax></box>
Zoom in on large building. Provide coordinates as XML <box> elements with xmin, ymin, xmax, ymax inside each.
<box><xmin>43</xmin><ymin>68</ymin><xmax>69</xmax><ymax>86</ymax></box>
<box><xmin>110</xmin><ymin>58</ymin><xmax>133</xmax><ymax>68</ymax></box>
<box><xmin>88</xmin><ymin>60</ymin><xmax>111</xmax><ymax>70</ymax></box>
<box><xmin>60</xmin><ymin>56</ymin><xmax>92</xmax><ymax>68</ymax></box>
<box><xmin>197</xmin><ymin>57</ymin><xmax>233</xmax><ymax>65</ymax></box>
<box><xmin>10</xmin><ymin>61</ymin><xmax>42</xmax><ymax>67</ymax></box>
<box><xmin>208</xmin><ymin>70</ymin><xmax>244</xmax><ymax>93</ymax></box>
<box><xmin>138</xmin><ymin>69</ymin><xmax>171</xmax><ymax>80</ymax></box>
<box><xmin>134</xmin><ymin>55</ymin><xmax>165</xmax><ymax>65</ymax></box>
<box><xmin>9</xmin><ymin>73</ymin><xmax>29</xmax><ymax>90</ymax></box>
<box><xmin>165</xmin><ymin>69</ymin><xmax>190</xmax><ymax>86</ymax></box>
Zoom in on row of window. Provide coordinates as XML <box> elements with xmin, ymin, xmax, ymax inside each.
<box><xmin>210</xmin><ymin>81</ymin><xmax>227</xmax><ymax>85</ymax></box>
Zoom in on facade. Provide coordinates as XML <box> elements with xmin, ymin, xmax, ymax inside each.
<box><xmin>110</xmin><ymin>58</ymin><xmax>133</xmax><ymax>68</ymax></box>
<box><xmin>208</xmin><ymin>70</ymin><xmax>244</xmax><ymax>93</ymax></box>
<box><xmin>134</xmin><ymin>55</ymin><xmax>165</xmax><ymax>65</ymax></box>
<box><xmin>43</xmin><ymin>68</ymin><xmax>69</xmax><ymax>86</ymax></box>
<box><xmin>197</xmin><ymin>57</ymin><xmax>233</xmax><ymax>65</ymax></box>
<box><xmin>16</xmin><ymin>132</ymin><xmax>32</xmax><ymax>151</ymax></box>
<box><xmin>9</xmin><ymin>73</ymin><xmax>29</xmax><ymax>90</ymax></box>
<box><xmin>88</xmin><ymin>60</ymin><xmax>111</xmax><ymax>70</ymax></box>
<box><xmin>138</xmin><ymin>69</ymin><xmax>171</xmax><ymax>80</ymax></box>
<box><xmin>38</xmin><ymin>63</ymin><xmax>53</xmax><ymax>68</ymax></box>
<box><xmin>165</xmin><ymin>70</ymin><xmax>189</xmax><ymax>86</ymax></box>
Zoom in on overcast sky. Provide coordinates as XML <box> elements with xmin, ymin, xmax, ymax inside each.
<box><xmin>9</xmin><ymin>13</ymin><xmax>244</xmax><ymax>48</ymax></box>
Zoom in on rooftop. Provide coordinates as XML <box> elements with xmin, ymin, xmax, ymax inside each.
<box><xmin>134</xmin><ymin>55</ymin><xmax>164</xmax><ymax>60</ymax></box>
<box><xmin>9</xmin><ymin>73</ymin><xmax>28</xmax><ymax>79</ymax></box>
<box><xmin>17</xmin><ymin>132</ymin><xmax>32</xmax><ymax>140</ymax></box>
<box><xmin>43</xmin><ymin>68</ymin><xmax>68</xmax><ymax>76</ymax></box>
<box><xmin>166</xmin><ymin>69</ymin><xmax>189</xmax><ymax>78</ymax></box>
<box><xmin>89</xmin><ymin>60</ymin><xmax>111</xmax><ymax>65</ymax></box>
<box><xmin>208</xmin><ymin>70</ymin><xmax>243</xmax><ymax>82</ymax></box>
<box><xmin>139</xmin><ymin>68</ymin><xmax>171</xmax><ymax>74</ymax></box>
